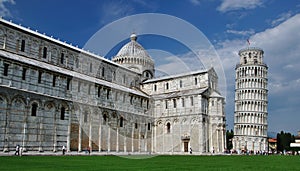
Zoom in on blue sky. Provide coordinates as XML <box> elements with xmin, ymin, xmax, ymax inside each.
<box><xmin>1</xmin><ymin>0</ymin><xmax>300</xmax><ymax>135</ymax></box>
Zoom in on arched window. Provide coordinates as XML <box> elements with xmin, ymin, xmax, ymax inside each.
<box><xmin>21</xmin><ymin>39</ymin><xmax>25</xmax><ymax>52</ymax></box>
<box><xmin>31</xmin><ymin>103</ymin><xmax>38</xmax><ymax>116</ymax></box>
<box><xmin>173</xmin><ymin>99</ymin><xmax>177</xmax><ymax>108</ymax></box>
<box><xmin>165</xmin><ymin>100</ymin><xmax>168</xmax><ymax>109</ymax></box>
<box><xmin>148</xmin><ymin>123</ymin><xmax>151</xmax><ymax>131</ymax></box>
<box><xmin>112</xmin><ymin>71</ymin><xmax>116</xmax><ymax>80</ymax></box>
<box><xmin>43</xmin><ymin>47</ymin><xmax>47</xmax><ymax>58</ymax></box>
<box><xmin>89</xmin><ymin>63</ymin><xmax>92</xmax><ymax>72</ymax></box>
<box><xmin>166</xmin><ymin>122</ymin><xmax>171</xmax><ymax>133</ymax></box>
<box><xmin>60</xmin><ymin>107</ymin><xmax>65</xmax><ymax>120</ymax></box>
<box><xmin>84</xmin><ymin>112</ymin><xmax>88</xmax><ymax>123</ymax></box>
<box><xmin>102</xmin><ymin>67</ymin><xmax>105</xmax><ymax>77</ymax></box>
<box><xmin>190</xmin><ymin>97</ymin><xmax>194</xmax><ymax>106</ymax></box>
<box><xmin>60</xmin><ymin>53</ymin><xmax>64</xmax><ymax>64</ymax></box>
<box><xmin>120</xmin><ymin>117</ymin><xmax>124</xmax><ymax>127</ymax></box>
<box><xmin>103</xmin><ymin>114</ymin><xmax>107</xmax><ymax>124</ymax></box>
<box><xmin>244</xmin><ymin>57</ymin><xmax>247</xmax><ymax>64</ymax></box>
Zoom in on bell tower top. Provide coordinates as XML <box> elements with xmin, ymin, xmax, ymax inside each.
<box><xmin>238</xmin><ymin>47</ymin><xmax>264</xmax><ymax>65</ymax></box>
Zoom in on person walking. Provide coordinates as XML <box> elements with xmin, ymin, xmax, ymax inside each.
<box><xmin>87</xmin><ymin>146</ymin><xmax>91</xmax><ymax>155</ymax></box>
<box><xmin>15</xmin><ymin>145</ymin><xmax>20</xmax><ymax>156</ymax></box>
<box><xmin>62</xmin><ymin>145</ymin><xmax>66</xmax><ymax>155</ymax></box>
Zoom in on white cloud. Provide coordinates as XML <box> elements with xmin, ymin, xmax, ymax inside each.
<box><xmin>251</xmin><ymin>14</ymin><xmax>300</xmax><ymax>85</ymax></box>
<box><xmin>99</xmin><ymin>1</ymin><xmax>135</xmax><ymax>24</ymax></box>
<box><xmin>189</xmin><ymin>0</ymin><xmax>201</xmax><ymax>6</ymax></box>
<box><xmin>217</xmin><ymin>0</ymin><xmax>264</xmax><ymax>12</ymax></box>
<box><xmin>98</xmin><ymin>1</ymin><xmax>158</xmax><ymax>25</ymax></box>
<box><xmin>226</xmin><ymin>29</ymin><xmax>255</xmax><ymax>36</ymax></box>
<box><xmin>215</xmin><ymin>13</ymin><xmax>300</xmax><ymax>134</ymax></box>
<box><xmin>0</xmin><ymin>0</ymin><xmax>15</xmax><ymax>17</ymax></box>
<box><xmin>271</xmin><ymin>11</ymin><xmax>293</xmax><ymax>27</ymax></box>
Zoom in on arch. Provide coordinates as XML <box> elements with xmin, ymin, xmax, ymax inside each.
<box><xmin>82</xmin><ymin>107</ymin><xmax>91</xmax><ymax>123</ymax></box>
<box><xmin>166</xmin><ymin>122</ymin><xmax>171</xmax><ymax>133</ymax></box>
<box><xmin>120</xmin><ymin>116</ymin><xmax>124</xmax><ymax>127</ymax></box>
<box><xmin>11</xmin><ymin>95</ymin><xmax>27</xmax><ymax>105</ymax></box>
<box><xmin>103</xmin><ymin>111</ymin><xmax>108</xmax><ymax>124</ymax></box>
<box><xmin>83</xmin><ymin>110</ymin><xmax>89</xmax><ymax>123</ymax></box>
<box><xmin>44</xmin><ymin>101</ymin><xmax>55</xmax><ymax>111</ymax></box>
<box><xmin>0</xmin><ymin>93</ymin><xmax>9</xmax><ymax>106</ymax></box>
<box><xmin>60</xmin><ymin>106</ymin><xmax>65</xmax><ymax>120</ymax></box>
<box><xmin>11</xmin><ymin>96</ymin><xmax>26</xmax><ymax>108</ymax></box>
<box><xmin>31</xmin><ymin>103</ymin><xmax>38</xmax><ymax>116</ymax></box>
<box><xmin>157</xmin><ymin>120</ymin><xmax>162</xmax><ymax>126</ymax></box>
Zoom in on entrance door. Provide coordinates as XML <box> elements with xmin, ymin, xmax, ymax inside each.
<box><xmin>184</xmin><ymin>142</ymin><xmax>189</xmax><ymax>152</ymax></box>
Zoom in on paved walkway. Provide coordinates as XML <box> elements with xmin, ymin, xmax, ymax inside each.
<box><xmin>0</xmin><ymin>151</ymin><xmax>156</xmax><ymax>156</ymax></box>
<box><xmin>0</xmin><ymin>151</ymin><xmax>218</xmax><ymax>156</ymax></box>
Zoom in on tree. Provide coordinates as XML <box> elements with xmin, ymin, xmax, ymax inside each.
<box><xmin>276</xmin><ymin>131</ymin><xmax>295</xmax><ymax>152</ymax></box>
<box><xmin>226</xmin><ymin>129</ymin><xmax>234</xmax><ymax>150</ymax></box>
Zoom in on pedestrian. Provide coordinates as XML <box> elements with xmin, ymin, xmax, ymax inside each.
<box><xmin>190</xmin><ymin>147</ymin><xmax>192</xmax><ymax>154</ymax></box>
<box><xmin>62</xmin><ymin>145</ymin><xmax>66</xmax><ymax>155</ymax></box>
<box><xmin>87</xmin><ymin>146</ymin><xmax>91</xmax><ymax>155</ymax></box>
<box><xmin>15</xmin><ymin>145</ymin><xmax>20</xmax><ymax>156</ymax></box>
<box><xmin>19</xmin><ymin>146</ymin><xmax>23</xmax><ymax>156</ymax></box>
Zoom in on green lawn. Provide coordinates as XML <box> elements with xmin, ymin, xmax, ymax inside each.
<box><xmin>0</xmin><ymin>155</ymin><xmax>299</xmax><ymax>171</ymax></box>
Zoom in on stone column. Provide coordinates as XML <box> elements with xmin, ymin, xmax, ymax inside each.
<box><xmin>2</xmin><ymin>35</ymin><xmax>6</xmax><ymax>49</ymax></box>
<box><xmin>145</xmin><ymin>125</ymin><xmax>148</xmax><ymax>152</ymax></box>
<box><xmin>3</xmin><ymin>102</ymin><xmax>11</xmax><ymax>152</ymax></box>
<box><xmin>162</xmin><ymin>122</ymin><xmax>165</xmax><ymax>153</ymax></box>
<box><xmin>98</xmin><ymin>119</ymin><xmax>101</xmax><ymax>152</ymax></box>
<box><xmin>131</xmin><ymin>123</ymin><xmax>134</xmax><ymax>152</ymax></box>
<box><xmin>107</xmin><ymin>126</ymin><xmax>110</xmax><ymax>152</ymax></box>
<box><xmin>89</xmin><ymin>117</ymin><xmax>92</xmax><ymax>151</ymax></box>
<box><xmin>205</xmin><ymin>122</ymin><xmax>208</xmax><ymax>152</ymax></box>
<box><xmin>180</xmin><ymin>121</ymin><xmax>183</xmax><ymax>153</ymax></box>
<box><xmin>138</xmin><ymin>125</ymin><xmax>141</xmax><ymax>152</ymax></box>
<box><xmin>124</xmin><ymin>130</ymin><xmax>127</xmax><ymax>152</ymax></box>
<box><xmin>23</xmin><ymin>97</ymin><xmax>30</xmax><ymax>152</ymax></box>
<box><xmin>78</xmin><ymin>111</ymin><xmax>82</xmax><ymax>152</ymax></box>
<box><xmin>116</xmin><ymin>128</ymin><xmax>119</xmax><ymax>152</ymax></box>
<box><xmin>38</xmin><ymin>121</ymin><xmax>43</xmax><ymax>152</ymax></box>
<box><xmin>152</xmin><ymin>122</ymin><xmax>155</xmax><ymax>153</ymax></box>
<box><xmin>216</xmin><ymin>128</ymin><xmax>219</xmax><ymax>152</ymax></box>
<box><xmin>67</xmin><ymin>103</ymin><xmax>72</xmax><ymax>152</ymax></box>
<box><xmin>222</xmin><ymin>128</ymin><xmax>225</xmax><ymax>152</ymax></box>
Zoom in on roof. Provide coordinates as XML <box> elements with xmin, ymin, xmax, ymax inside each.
<box><xmin>0</xmin><ymin>18</ymin><xmax>139</xmax><ymax>75</ymax></box>
<box><xmin>0</xmin><ymin>50</ymin><xmax>149</xmax><ymax>98</ymax></box>
<box><xmin>238</xmin><ymin>47</ymin><xmax>264</xmax><ymax>55</ymax></box>
<box><xmin>144</xmin><ymin>69</ymin><xmax>208</xmax><ymax>83</ymax></box>
<box><xmin>113</xmin><ymin>34</ymin><xmax>153</xmax><ymax>61</ymax></box>
<box><xmin>151</xmin><ymin>88</ymin><xmax>208</xmax><ymax>100</ymax></box>
<box><xmin>268</xmin><ymin>138</ymin><xmax>277</xmax><ymax>143</ymax></box>
<box><xmin>210</xmin><ymin>91</ymin><xmax>224</xmax><ymax>98</ymax></box>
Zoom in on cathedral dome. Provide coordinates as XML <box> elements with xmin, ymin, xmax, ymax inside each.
<box><xmin>112</xmin><ymin>34</ymin><xmax>155</xmax><ymax>79</ymax></box>
<box><xmin>115</xmin><ymin>33</ymin><xmax>151</xmax><ymax>60</ymax></box>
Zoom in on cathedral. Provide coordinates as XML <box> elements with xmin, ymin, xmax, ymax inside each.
<box><xmin>0</xmin><ymin>18</ymin><xmax>226</xmax><ymax>154</ymax></box>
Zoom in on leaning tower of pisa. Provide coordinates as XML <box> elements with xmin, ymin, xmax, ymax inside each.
<box><xmin>233</xmin><ymin>47</ymin><xmax>268</xmax><ymax>153</ymax></box>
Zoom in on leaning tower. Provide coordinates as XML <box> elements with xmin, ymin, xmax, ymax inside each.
<box><xmin>233</xmin><ymin>47</ymin><xmax>268</xmax><ymax>153</ymax></box>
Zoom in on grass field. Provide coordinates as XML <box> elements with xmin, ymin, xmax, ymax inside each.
<box><xmin>0</xmin><ymin>155</ymin><xmax>299</xmax><ymax>171</ymax></box>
